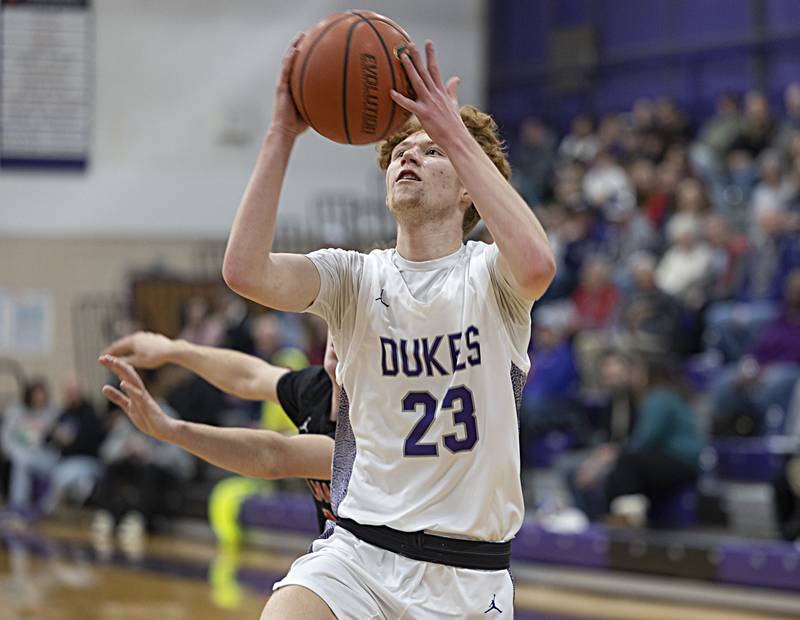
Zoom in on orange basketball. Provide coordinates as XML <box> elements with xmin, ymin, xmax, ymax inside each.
<box><xmin>290</xmin><ymin>11</ymin><xmax>415</xmax><ymax>145</ymax></box>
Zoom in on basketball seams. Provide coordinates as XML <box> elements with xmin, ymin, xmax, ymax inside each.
<box><xmin>341</xmin><ymin>18</ymin><xmax>365</xmax><ymax>145</ymax></box>
<box><xmin>297</xmin><ymin>13</ymin><xmax>354</xmax><ymax>136</ymax></box>
<box><xmin>350</xmin><ymin>11</ymin><xmax>401</xmax><ymax>141</ymax></box>
<box><xmin>297</xmin><ymin>12</ymin><xmax>411</xmax><ymax>144</ymax></box>
<box><xmin>358</xmin><ymin>15</ymin><xmax>411</xmax><ymax>43</ymax></box>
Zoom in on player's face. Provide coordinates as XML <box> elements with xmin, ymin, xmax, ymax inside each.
<box><xmin>385</xmin><ymin>131</ymin><xmax>468</xmax><ymax>223</ymax></box>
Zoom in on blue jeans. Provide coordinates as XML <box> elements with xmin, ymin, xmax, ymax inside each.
<box><xmin>41</xmin><ymin>456</ymin><xmax>102</xmax><ymax>513</ymax></box>
<box><xmin>8</xmin><ymin>448</ymin><xmax>58</xmax><ymax>510</ymax></box>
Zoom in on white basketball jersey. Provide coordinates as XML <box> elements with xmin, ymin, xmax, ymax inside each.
<box><xmin>307</xmin><ymin>241</ymin><xmax>532</xmax><ymax>542</ymax></box>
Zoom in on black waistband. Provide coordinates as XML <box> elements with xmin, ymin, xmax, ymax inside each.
<box><xmin>336</xmin><ymin>517</ymin><xmax>511</xmax><ymax>570</ymax></box>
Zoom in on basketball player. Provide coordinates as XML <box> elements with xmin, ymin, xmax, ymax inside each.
<box><xmin>232</xmin><ymin>34</ymin><xmax>556</xmax><ymax>618</ymax></box>
<box><xmin>98</xmin><ymin>331</ymin><xmax>340</xmax><ymax>531</ymax></box>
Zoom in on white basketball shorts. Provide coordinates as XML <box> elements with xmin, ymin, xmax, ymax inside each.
<box><xmin>273</xmin><ymin>527</ymin><xmax>514</xmax><ymax>619</ymax></box>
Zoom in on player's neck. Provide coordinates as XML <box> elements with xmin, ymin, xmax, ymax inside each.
<box><xmin>395</xmin><ymin>219</ymin><xmax>462</xmax><ymax>262</ymax></box>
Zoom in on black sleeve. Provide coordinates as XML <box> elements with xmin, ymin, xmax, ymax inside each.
<box><xmin>275</xmin><ymin>366</ymin><xmax>333</xmax><ymax>428</ymax></box>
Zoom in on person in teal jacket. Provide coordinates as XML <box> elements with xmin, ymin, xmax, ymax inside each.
<box><xmin>603</xmin><ymin>356</ymin><xmax>704</xmax><ymax>512</ymax></box>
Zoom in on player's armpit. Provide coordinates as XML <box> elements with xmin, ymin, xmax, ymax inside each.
<box><xmin>263</xmin><ymin>434</ymin><xmax>334</xmax><ymax>481</ymax></box>
<box><xmin>226</xmin><ymin>253</ymin><xmax>321</xmax><ymax>313</ymax></box>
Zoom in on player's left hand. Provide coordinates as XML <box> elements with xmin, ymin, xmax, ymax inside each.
<box><xmin>102</xmin><ymin>331</ymin><xmax>175</xmax><ymax>369</ymax></box>
<box><xmin>99</xmin><ymin>354</ymin><xmax>177</xmax><ymax>442</ymax></box>
<box><xmin>390</xmin><ymin>40</ymin><xmax>463</xmax><ymax>145</ymax></box>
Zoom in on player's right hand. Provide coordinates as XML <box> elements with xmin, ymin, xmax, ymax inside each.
<box><xmin>102</xmin><ymin>331</ymin><xmax>174</xmax><ymax>369</ymax></box>
<box><xmin>270</xmin><ymin>32</ymin><xmax>308</xmax><ymax>138</ymax></box>
<box><xmin>99</xmin><ymin>355</ymin><xmax>177</xmax><ymax>442</ymax></box>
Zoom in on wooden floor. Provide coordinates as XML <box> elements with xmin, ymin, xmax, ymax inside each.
<box><xmin>0</xmin><ymin>518</ymin><xmax>796</xmax><ymax>620</ymax></box>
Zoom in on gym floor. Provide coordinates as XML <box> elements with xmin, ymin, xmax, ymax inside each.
<box><xmin>1</xmin><ymin>518</ymin><xmax>796</xmax><ymax>620</ymax></box>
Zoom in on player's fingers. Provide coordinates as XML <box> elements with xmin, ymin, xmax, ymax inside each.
<box><xmin>119</xmin><ymin>381</ymin><xmax>145</xmax><ymax>400</ymax></box>
<box><xmin>399</xmin><ymin>53</ymin><xmax>428</xmax><ymax>100</ymax></box>
<box><xmin>289</xmin><ymin>31</ymin><xmax>305</xmax><ymax>49</ymax></box>
<box><xmin>102</xmin><ymin>385</ymin><xmax>130</xmax><ymax>412</ymax></box>
<box><xmin>406</xmin><ymin>43</ymin><xmax>435</xmax><ymax>93</ymax></box>
<box><xmin>390</xmin><ymin>89</ymin><xmax>420</xmax><ymax>114</ymax></box>
<box><xmin>446</xmin><ymin>77</ymin><xmax>461</xmax><ymax>106</ymax></box>
<box><xmin>425</xmin><ymin>41</ymin><xmax>445</xmax><ymax>90</ymax></box>
<box><xmin>99</xmin><ymin>355</ymin><xmax>146</xmax><ymax>390</ymax></box>
<box><xmin>279</xmin><ymin>32</ymin><xmax>305</xmax><ymax>81</ymax></box>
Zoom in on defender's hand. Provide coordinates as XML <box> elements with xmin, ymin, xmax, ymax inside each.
<box><xmin>103</xmin><ymin>331</ymin><xmax>175</xmax><ymax>369</ymax></box>
<box><xmin>99</xmin><ymin>355</ymin><xmax>177</xmax><ymax>442</ymax></box>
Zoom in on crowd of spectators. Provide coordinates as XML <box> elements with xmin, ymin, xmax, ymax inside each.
<box><xmin>0</xmin><ymin>290</ymin><xmax>328</xmax><ymax>541</ymax></box>
<box><xmin>2</xmin><ymin>86</ymin><xmax>799</xmax><ymax>541</ymax></box>
<box><xmin>513</xmin><ymin>84</ymin><xmax>800</xmax><ymax>535</ymax></box>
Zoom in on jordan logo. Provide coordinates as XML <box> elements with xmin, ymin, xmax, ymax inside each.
<box><xmin>375</xmin><ymin>289</ymin><xmax>390</xmax><ymax>308</ymax></box>
<box><xmin>484</xmin><ymin>594</ymin><xmax>502</xmax><ymax>614</ymax></box>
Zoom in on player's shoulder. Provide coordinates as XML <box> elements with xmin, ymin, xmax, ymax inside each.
<box><xmin>281</xmin><ymin>365</ymin><xmax>331</xmax><ymax>391</ymax></box>
<box><xmin>366</xmin><ymin>246</ymin><xmax>394</xmax><ymax>260</ymax></box>
<box><xmin>310</xmin><ymin>246</ymin><xmax>368</xmax><ymax>261</ymax></box>
<box><xmin>361</xmin><ymin>246</ymin><xmax>396</xmax><ymax>271</ymax></box>
<box><xmin>463</xmin><ymin>240</ymin><xmax>498</xmax><ymax>267</ymax></box>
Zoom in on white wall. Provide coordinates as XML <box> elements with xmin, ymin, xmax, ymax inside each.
<box><xmin>0</xmin><ymin>0</ymin><xmax>485</xmax><ymax>238</ymax></box>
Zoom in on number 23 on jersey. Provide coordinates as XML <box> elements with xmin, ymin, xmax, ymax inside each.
<box><xmin>402</xmin><ymin>386</ymin><xmax>478</xmax><ymax>456</ymax></box>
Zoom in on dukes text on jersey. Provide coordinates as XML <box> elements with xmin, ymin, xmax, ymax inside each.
<box><xmin>380</xmin><ymin>326</ymin><xmax>481</xmax><ymax>377</ymax></box>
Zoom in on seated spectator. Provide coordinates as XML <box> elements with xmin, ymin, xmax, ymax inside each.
<box><xmin>520</xmin><ymin>306</ymin><xmax>580</xmax><ymax>438</ymax></box>
<box><xmin>571</xmin><ymin>255</ymin><xmax>620</xmax><ymax>331</ymax></box>
<box><xmin>751</xmin><ymin>150</ymin><xmax>792</xmax><ymax>224</ymax></box>
<box><xmin>557</xmin><ymin>204</ymin><xmax>606</xmax><ymax>297</ymax></box>
<box><xmin>654</xmin><ymin>98</ymin><xmax>689</xmax><ymax>148</ymax></box>
<box><xmin>41</xmin><ymin>376</ymin><xmax>106</xmax><ymax>513</ymax></box>
<box><xmin>629</xmin><ymin>158</ymin><xmax>667</xmax><ymax>227</ymax></box>
<box><xmin>603</xmin><ymin>356</ymin><xmax>704</xmax><ymax>523</ymax></box>
<box><xmin>567</xmin><ymin>350</ymin><xmax>638</xmax><ymax>519</ymax></box>
<box><xmin>1</xmin><ymin>379</ymin><xmax>59</xmax><ymax>516</ymax></box>
<box><xmin>785</xmin><ymin>151</ymin><xmax>800</xmax><ymax>215</ymax></box>
<box><xmin>706</xmin><ymin>214</ymin><xmax>749</xmax><ymax>301</ymax></box>
<box><xmin>570</xmin><ymin>355</ymin><xmax>703</xmax><ymax>522</ymax></box>
<box><xmin>92</xmin><ymin>393</ymin><xmax>195</xmax><ymax>539</ymax></box>
<box><xmin>674</xmin><ymin>177</ymin><xmax>711</xmax><ymax>218</ymax></box>
<box><xmin>718</xmin><ymin>149</ymin><xmax>759</xmax><ymax>231</ymax></box>
<box><xmin>558</xmin><ymin>114</ymin><xmax>599</xmax><ymax>164</ymax></box>
<box><xmin>599</xmin><ymin>196</ymin><xmax>661</xmax><ymax>286</ymax></box>
<box><xmin>618</xmin><ymin>252</ymin><xmax>682</xmax><ymax>354</ymax></box>
<box><xmin>705</xmin><ymin>205</ymin><xmax>800</xmax><ymax>360</ymax></box>
<box><xmin>597</xmin><ymin>114</ymin><xmax>628</xmax><ymax>159</ymax></box>
<box><xmin>696</xmin><ymin>93</ymin><xmax>742</xmax><ymax>162</ymax></box>
<box><xmin>690</xmin><ymin>93</ymin><xmax>741</xmax><ymax>205</ymax></box>
<box><xmin>583</xmin><ymin>151</ymin><xmax>632</xmax><ymax>210</ymax></box>
<box><xmin>655</xmin><ymin>213</ymin><xmax>714</xmax><ymax>308</ymax></box>
<box><xmin>515</xmin><ymin>117</ymin><xmax>555</xmax><ymax>206</ymax></box>
<box><xmin>774</xmin><ymin>82</ymin><xmax>800</xmax><ymax>162</ymax></box>
<box><xmin>709</xmin><ymin>269</ymin><xmax>800</xmax><ymax>435</ymax></box>
<box><xmin>730</xmin><ymin>90</ymin><xmax>777</xmax><ymax>158</ymax></box>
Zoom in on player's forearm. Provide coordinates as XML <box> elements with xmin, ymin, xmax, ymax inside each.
<box><xmin>447</xmin><ymin>129</ymin><xmax>555</xmax><ymax>298</ymax></box>
<box><xmin>166</xmin><ymin>340</ymin><xmax>288</xmax><ymax>402</ymax></box>
<box><xmin>222</xmin><ymin>128</ymin><xmax>296</xmax><ymax>296</ymax></box>
<box><xmin>166</xmin><ymin>421</ymin><xmax>288</xmax><ymax>479</ymax></box>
